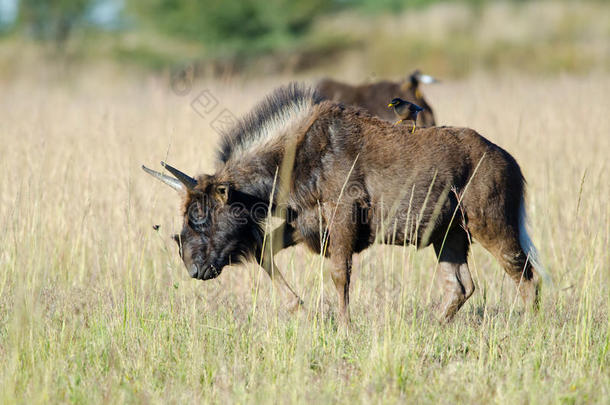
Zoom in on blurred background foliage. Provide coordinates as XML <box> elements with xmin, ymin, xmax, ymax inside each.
<box><xmin>17</xmin><ymin>0</ymin><xmax>89</xmax><ymax>46</ymax></box>
<box><xmin>0</xmin><ymin>0</ymin><xmax>609</xmax><ymax>78</ymax></box>
<box><xmin>128</xmin><ymin>0</ymin><xmax>331</xmax><ymax>57</ymax></box>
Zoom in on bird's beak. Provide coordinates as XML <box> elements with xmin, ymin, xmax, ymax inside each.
<box><xmin>387</xmin><ymin>103</ymin><xmax>393</xmax><ymax>107</ymax></box>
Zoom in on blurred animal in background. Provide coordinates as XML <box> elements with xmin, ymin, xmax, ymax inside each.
<box><xmin>143</xmin><ymin>83</ymin><xmax>547</xmax><ymax>325</ymax></box>
<box><xmin>316</xmin><ymin>69</ymin><xmax>437</xmax><ymax>126</ymax></box>
<box><xmin>388</xmin><ymin>97</ymin><xmax>423</xmax><ymax>132</ymax></box>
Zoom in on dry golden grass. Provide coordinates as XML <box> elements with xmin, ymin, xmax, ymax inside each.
<box><xmin>0</xmin><ymin>71</ymin><xmax>608</xmax><ymax>403</ymax></box>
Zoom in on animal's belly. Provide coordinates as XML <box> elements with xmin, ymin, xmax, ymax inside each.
<box><xmin>368</xmin><ymin>203</ymin><xmax>453</xmax><ymax>249</ymax></box>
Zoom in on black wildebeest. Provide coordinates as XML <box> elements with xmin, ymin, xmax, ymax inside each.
<box><xmin>316</xmin><ymin>70</ymin><xmax>437</xmax><ymax>126</ymax></box>
<box><xmin>143</xmin><ymin>83</ymin><xmax>546</xmax><ymax>324</ymax></box>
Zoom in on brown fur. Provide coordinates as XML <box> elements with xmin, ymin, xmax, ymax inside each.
<box><xmin>162</xmin><ymin>84</ymin><xmax>541</xmax><ymax>324</ymax></box>
<box><xmin>316</xmin><ymin>76</ymin><xmax>436</xmax><ymax>126</ymax></box>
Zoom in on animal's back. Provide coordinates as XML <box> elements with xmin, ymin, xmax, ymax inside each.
<box><xmin>316</xmin><ymin>78</ymin><xmax>435</xmax><ymax>124</ymax></box>
<box><xmin>310</xmin><ymin>106</ymin><xmax>525</xmax><ymax>246</ymax></box>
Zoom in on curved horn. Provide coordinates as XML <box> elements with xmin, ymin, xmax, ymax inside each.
<box><xmin>142</xmin><ymin>165</ymin><xmax>184</xmax><ymax>192</ymax></box>
<box><xmin>161</xmin><ymin>161</ymin><xmax>197</xmax><ymax>189</ymax></box>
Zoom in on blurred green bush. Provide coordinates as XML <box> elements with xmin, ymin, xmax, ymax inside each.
<box><xmin>1</xmin><ymin>0</ymin><xmax>608</xmax><ymax>77</ymax></box>
<box><xmin>17</xmin><ymin>0</ymin><xmax>90</xmax><ymax>46</ymax></box>
<box><xmin>127</xmin><ymin>0</ymin><xmax>330</xmax><ymax>57</ymax></box>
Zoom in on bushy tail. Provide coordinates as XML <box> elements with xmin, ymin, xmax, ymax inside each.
<box><xmin>518</xmin><ymin>195</ymin><xmax>552</xmax><ymax>285</ymax></box>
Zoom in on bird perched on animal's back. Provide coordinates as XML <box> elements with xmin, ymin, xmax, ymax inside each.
<box><xmin>388</xmin><ymin>98</ymin><xmax>423</xmax><ymax>133</ymax></box>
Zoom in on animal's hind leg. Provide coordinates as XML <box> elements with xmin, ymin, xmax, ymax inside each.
<box><xmin>472</xmin><ymin>227</ymin><xmax>540</xmax><ymax>311</ymax></box>
<box><xmin>495</xmin><ymin>237</ymin><xmax>540</xmax><ymax>311</ymax></box>
<box><xmin>433</xmin><ymin>229</ymin><xmax>475</xmax><ymax>322</ymax></box>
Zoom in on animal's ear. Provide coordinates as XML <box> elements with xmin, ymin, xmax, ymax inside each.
<box><xmin>214</xmin><ymin>183</ymin><xmax>230</xmax><ymax>204</ymax></box>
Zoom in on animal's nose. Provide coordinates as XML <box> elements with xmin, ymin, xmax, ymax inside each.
<box><xmin>188</xmin><ymin>264</ymin><xmax>199</xmax><ymax>278</ymax></box>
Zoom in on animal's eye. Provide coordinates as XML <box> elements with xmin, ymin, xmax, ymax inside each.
<box><xmin>215</xmin><ymin>184</ymin><xmax>229</xmax><ymax>202</ymax></box>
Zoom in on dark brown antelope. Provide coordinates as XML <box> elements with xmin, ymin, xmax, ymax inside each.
<box><xmin>316</xmin><ymin>69</ymin><xmax>437</xmax><ymax>126</ymax></box>
<box><xmin>143</xmin><ymin>83</ymin><xmax>547</xmax><ymax>324</ymax></box>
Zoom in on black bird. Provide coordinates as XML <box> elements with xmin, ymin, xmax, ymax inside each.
<box><xmin>388</xmin><ymin>98</ymin><xmax>423</xmax><ymax>133</ymax></box>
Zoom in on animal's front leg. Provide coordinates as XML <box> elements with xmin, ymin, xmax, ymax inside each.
<box><xmin>258</xmin><ymin>222</ymin><xmax>304</xmax><ymax>312</ymax></box>
<box><xmin>330</xmin><ymin>254</ymin><xmax>352</xmax><ymax>326</ymax></box>
<box><xmin>326</xmin><ymin>202</ymin><xmax>358</xmax><ymax>327</ymax></box>
<box><xmin>260</xmin><ymin>257</ymin><xmax>304</xmax><ymax>312</ymax></box>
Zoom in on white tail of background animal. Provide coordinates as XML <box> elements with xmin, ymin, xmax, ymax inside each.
<box><xmin>518</xmin><ymin>195</ymin><xmax>552</xmax><ymax>285</ymax></box>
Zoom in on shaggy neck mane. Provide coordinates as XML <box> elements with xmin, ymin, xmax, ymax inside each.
<box><xmin>217</xmin><ymin>83</ymin><xmax>324</xmax><ymax>164</ymax></box>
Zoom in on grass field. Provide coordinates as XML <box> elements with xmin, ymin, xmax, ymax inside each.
<box><xmin>0</xmin><ymin>71</ymin><xmax>608</xmax><ymax>403</ymax></box>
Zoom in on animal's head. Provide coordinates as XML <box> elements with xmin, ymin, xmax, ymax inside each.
<box><xmin>408</xmin><ymin>70</ymin><xmax>438</xmax><ymax>88</ymax></box>
<box><xmin>142</xmin><ymin>162</ymin><xmax>265</xmax><ymax>280</ymax></box>
<box><xmin>388</xmin><ymin>98</ymin><xmax>403</xmax><ymax>108</ymax></box>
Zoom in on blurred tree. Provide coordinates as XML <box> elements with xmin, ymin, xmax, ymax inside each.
<box><xmin>128</xmin><ymin>0</ymin><xmax>330</xmax><ymax>56</ymax></box>
<box><xmin>0</xmin><ymin>0</ymin><xmax>18</xmax><ymax>33</ymax></box>
<box><xmin>18</xmin><ymin>0</ymin><xmax>92</xmax><ymax>47</ymax></box>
